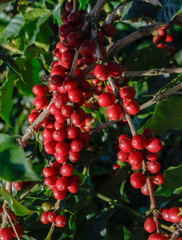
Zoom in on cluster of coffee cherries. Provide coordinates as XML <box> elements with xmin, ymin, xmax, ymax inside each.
<box><xmin>40</xmin><ymin>201</ymin><xmax>67</xmax><ymax>227</ymax></box>
<box><xmin>116</xmin><ymin>128</ymin><xmax>165</xmax><ymax>194</ymax></box>
<box><xmin>0</xmin><ymin>206</ymin><xmax>23</xmax><ymax>240</ymax></box>
<box><xmin>153</xmin><ymin>26</ymin><xmax>175</xmax><ymax>52</ymax></box>
<box><xmin>144</xmin><ymin>207</ymin><xmax>182</xmax><ymax>239</ymax></box>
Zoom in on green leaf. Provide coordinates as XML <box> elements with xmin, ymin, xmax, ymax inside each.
<box><xmin>139</xmin><ymin>96</ymin><xmax>182</xmax><ymax>136</ymax></box>
<box><xmin>158</xmin><ymin>0</ymin><xmax>182</xmax><ymax>22</ymax></box>
<box><xmin>0</xmin><ymin>134</ymin><xmax>40</xmax><ymax>182</ymax></box>
<box><xmin>0</xmin><ymin>184</ymin><xmax>32</xmax><ymax>216</ymax></box>
<box><xmin>0</xmin><ymin>77</ymin><xmax>14</xmax><ymax>127</ymax></box>
<box><xmin>24</xmin><ymin>8</ymin><xmax>51</xmax><ymax>23</ymax></box>
<box><xmin>155</xmin><ymin>164</ymin><xmax>182</xmax><ymax>197</ymax></box>
<box><xmin>0</xmin><ymin>13</ymin><xmax>25</xmax><ymax>44</ymax></box>
<box><xmin>53</xmin><ymin>2</ymin><xmax>63</xmax><ymax>27</ymax></box>
<box><xmin>0</xmin><ymin>2</ymin><xmax>11</xmax><ymax>12</ymax></box>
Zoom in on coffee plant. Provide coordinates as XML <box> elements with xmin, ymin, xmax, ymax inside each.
<box><xmin>1</xmin><ymin>0</ymin><xmax>182</xmax><ymax>239</ymax></box>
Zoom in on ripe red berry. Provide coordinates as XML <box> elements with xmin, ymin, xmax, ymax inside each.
<box><xmin>44</xmin><ymin>176</ymin><xmax>57</xmax><ymax>188</ymax></box>
<box><xmin>54</xmin><ymin>94</ymin><xmax>68</xmax><ymax>109</ymax></box>
<box><xmin>43</xmin><ymin>167</ymin><xmax>57</xmax><ymax>178</ymax></box>
<box><xmin>44</xmin><ymin>141</ymin><xmax>57</xmax><ymax>155</ymax></box>
<box><xmin>101</xmin><ymin>24</ymin><xmax>116</xmax><ymax>37</ymax></box>
<box><xmin>158</xmin><ymin>29</ymin><xmax>166</xmax><ymax>37</ymax></box>
<box><xmin>144</xmin><ymin>217</ymin><xmax>156</xmax><ymax>233</ymax></box>
<box><xmin>71</xmin><ymin>108</ymin><xmax>86</xmax><ymax>125</ymax></box>
<box><xmin>51</xmin><ymin>74</ymin><xmax>64</xmax><ymax>86</ymax></box>
<box><xmin>120</xmin><ymin>86</ymin><xmax>136</xmax><ymax>100</ymax></box>
<box><xmin>168</xmin><ymin>207</ymin><xmax>182</xmax><ymax>223</ymax></box>
<box><xmin>51</xmin><ymin>65</ymin><xmax>65</xmax><ymax>77</ymax></box>
<box><xmin>56</xmin><ymin>177</ymin><xmax>69</xmax><ymax>191</ymax></box>
<box><xmin>28</xmin><ymin>111</ymin><xmax>40</xmax><ymax>123</ymax></box>
<box><xmin>13</xmin><ymin>182</ymin><xmax>23</xmax><ymax>191</ymax></box>
<box><xmin>54</xmin><ymin>121</ymin><xmax>66</xmax><ymax>130</ymax></box>
<box><xmin>128</xmin><ymin>151</ymin><xmax>144</xmax><ymax>166</ymax></box>
<box><xmin>40</xmin><ymin>212</ymin><xmax>50</xmax><ymax>224</ymax></box>
<box><xmin>118</xmin><ymin>134</ymin><xmax>130</xmax><ymax>142</ymax></box>
<box><xmin>53</xmin><ymin>130</ymin><xmax>66</xmax><ymax>142</ymax></box>
<box><xmin>66</xmin><ymin>31</ymin><xmax>84</xmax><ymax>46</ymax></box>
<box><xmin>34</xmin><ymin>96</ymin><xmax>49</xmax><ymax>109</ymax></box>
<box><xmin>55</xmin><ymin>215</ymin><xmax>67</xmax><ymax>227</ymax></box>
<box><xmin>43</xmin><ymin>128</ymin><xmax>54</xmax><ymax>141</ymax></box>
<box><xmin>11</xmin><ymin>223</ymin><xmax>23</xmax><ymax>237</ymax></box>
<box><xmin>143</xmin><ymin>128</ymin><xmax>154</xmax><ymax>139</ymax></box>
<box><xmin>32</xmin><ymin>83</ymin><xmax>48</xmax><ymax>96</ymax></box>
<box><xmin>141</xmin><ymin>181</ymin><xmax>155</xmax><ymax>195</ymax></box>
<box><xmin>148</xmin><ymin>233</ymin><xmax>167</xmax><ymax>240</ymax></box>
<box><xmin>153</xmin><ymin>35</ymin><xmax>162</xmax><ymax>45</ymax></box>
<box><xmin>67</xmin><ymin>179</ymin><xmax>79</xmax><ymax>193</ymax></box>
<box><xmin>119</xmin><ymin>138</ymin><xmax>134</xmax><ymax>153</ymax></box>
<box><xmin>47</xmin><ymin>212</ymin><xmax>56</xmax><ymax>223</ymax></box>
<box><xmin>117</xmin><ymin>150</ymin><xmax>129</xmax><ymax>162</ymax></box>
<box><xmin>132</xmin><ymin>134</ymin><xmax>146</xmax><ymax>150</ymax></box>
<box><xmin>152</xmin><ymin>173</ymin><xmax>165</xmax><ymax>185</ymax></box>
<box><xmin>147</xmin><ymin>162</ymin><xmax>161</xmax><ymax>174</ymax></box>
<box><xmin>107</xmin><ymin>61</ymin><xmax>122</xmax><ymax>77</ymax></box>
<box><xmin>70</xmin><ymin>139</ymin><xmax>83</xmax><ymax>152</ymax></box>
<box><xmin>145</xmin><ymin>138</ymin><xmax>163</xmax><ymax>153</ymax></box>
<box><xmin>165</xmin><ymin>34</ymin><xmax>173</xmax><ymax>42</ymax></box>
<box><xmin>69</xmin><ymin>150</ymin><xmax>80</xmax><ymax>163</ymax></box>
<box><xmin>162</xmin><ymin>209</ymin><xmax>170</xmax><ymax>221</ymax></box>
<box><xmin>59</xmin><ymin>23</ymin><xmax>76</xmax><ymax>38</ymax></box>
<box><xmin>123</xmin><ymin>99</ymin><xmax>140</xmax><ymax>115</ymax></box>
<box><xmin>145</xmin><ymin>150</ymin><xmax>158</xmax><ymax>162</ymax></box>
<box><xmin>94</xmin><ymin>64</ymin><xmax>109</xmax><ymax>81</ymax></box>
<box><xmin>60</xmin><ymin>163</ymin><xmax>74</xmax><ymax>177</ymax></box>
<box><xmin>55</xmin><ymin>142</ymin><xmax>69</xmax><ymax>156</ymax></box>
<box><xmin>0</xmin><ymin>227</ymin><xmax>12</xmax><ymax>240</ymax></box>
<box><xmin>130</xmin><ymin>172</ymin><xmax>146</xmax><ymax>189</ymax></box>
<box><xmin>63</xmin><ymin>77</ymin><xmax>78</xmax><ymax>92</ymax></box>
<box><xmin>107</xmin><ymin>104</ymin><xmax>124</xmax><ymax>121</ymax></box>
<box><xmin>79</xmin><ymin>39</ymin><xmax>96</xmax><ymax>56</ymax></box>
<box><xmin>68</xmin><ymin>88</ymin><xmax>83</xmax><ymax>103</ymax></box>
<box><xmin>53</xmin><ymin>187</ymin><xmax>67</xmax><ymax>200</ymax></box>
<box><xmin>67</xmin><ymin>12</ymin><xmax>82</xmax><ymax>26</ymax></box>
<box><xmin>98</xmin><ymin>92</ymin><xmax>115</xmax><ymax>107</ymax></box>
<box><xmin>54</xmin><ymin>152</ymin><xmax>68</xmax><ymax>164</ymax></box>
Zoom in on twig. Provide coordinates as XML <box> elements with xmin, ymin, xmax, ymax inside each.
<box><xmin>45</xmin><ymin>200</ymin><xmax>61</xmax><ymax>240</ymax></box>
<box><xmin>7</xmin><ymin>213</ymin><xmax>20</xmax><ymax>240</ymax></box>
<box><xmin>105</xmin><ymin>2</ymin><xmax>129</xmax><ymax>24</ymax></box>
<box><xmin>91</xmin><ymin>21</ymin><xmax>104</xmax><ymax>61</ymax></box>
<box><xmin>41</xmin><ymin>75</ymin><xmax>51</xmax><ymax>82</ymax></box>
<box><xmin>69</xmin><ymin>49</ymin><xmax>79</xmax><ymax>77</ymax></box>
<box><xmin>89</xmin><ymin>120</ymin><xmax>118</xmax><ymax>135</ymax></box>
<box><xmin>1</xmin><ymin>182</ymin><xmax>12</xmax><ymax>228</ymax></box>
<box><xmin>89</xmin><ymin>0</ymin><xmax>105</xmax><ymax>17</ymax></box>
<box><xmin>72</xmin><ymin>0</ymin><xmax>79</xmax><ymax>12</ymax></box>
<box><xmin>170</xmin><ymin>220</ymin><xmax>182</xmax><ymax>240</ymax></box>
<box><xmin>18</xmin><ymin>182</ymin><xmax>38</xmax><ymax>201</ymax></box>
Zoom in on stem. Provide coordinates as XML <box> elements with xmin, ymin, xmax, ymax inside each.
<box><xmin>72</xmin><ymin>0</ymin><xmax>79</xmax><ymax>12</ymax></box>
<box><xmin>69</xmin><ymin>49</ymin><xmax>79</xmax><ymax>77</ymax></box>
<box><xmin>7</xmin><ymin>213</ymin><xmax>20</xmax><ymax>240</ymax></box>
<box><xmin>105</xmin><ymin>2</ymin><xmax>129</xmax><ymax>24</ymax></box>
<box><xmin>89</xmin><ymin>0</ymin><xmax>105</xmax><ymax>17</ymax></box>
<box><xmin>1</xmin><ymin>182</ymin><xmax>12</xmax><ymax>228</ymax></box>
<box><xmin>18</xmin><ymin>182</ymin><xmax>38</xmax><ymax>201</ymax></box>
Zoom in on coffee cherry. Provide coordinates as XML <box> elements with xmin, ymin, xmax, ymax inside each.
<box><xmin>63</xmin><ymin>77</ymin><xmax>78</xmax><ymax>91</ymax></box>
<box><xmin>54</xmin><ymin>94</ymin><xmax>68</xmax><ymax>109</ymax></box>
<box><xmin>60</xmin><ymin>163</ymin><xmax>74</xmax><ymax>177</ymax></box>
<box><xmin>65</xmin><ymin>2</ymin><xmax>73</xmax><ymax>12</ymax></box>
<box><xmin>0</xmin><ymin>227</ymin><xmax>12</xmax><ymax>240</ymax></box>
<box><xmin>51</xmin><ymin>65</ymin><xmax>65</xmax><ymax>77</ymax></box>
<box><xmin>148</xmin><ymin>233</ymin><xmax>167</xmax><ymax>240</ymax></box>
<box><xmin>71</xmin><ymin>108</ymin><xmax>86</xmax><ymax>125</ymax></box>
<box><xmin>147</xmin><ymin>162</ymin><xmax>161</xmax><ymax>174</ymax></box>
<box><xmin>59</xmin><ymin>23</ymin><xmax>76</xmax><ymax>38</ymax></box>
<box><xmin>79</xmin><ymin>39</ymin><xmax>96</xmax><ymax>56</ymax></box>
<box><xmin>101</xmin><ymin>24</ymin><xmax>116</xmax><ymax>37</ymax></box>
<box><xmin>117</xmin><ymin>150</ymin><xmax>129</xmax><ymax>162</ymax></box>
<box><xmin>34</xmin><ymin>96</ymin><xmax>49</xmax><ymax>109</ymax></box>
<box><xmin>55</xmin><ymin>215</ymin><xmax>67</xmax><ymax>227</ymax></box>
<box><xmin>107</xmin><ymin>61</ymin><xmax>122</xmax><ymax>77</ymax></box>
<box><xmin>158</xmin><ymin>29</ymin><xmax>166</xmax><ymax>37</ymax></box>
<box><xmin>145</xmin><ymin>150</ymin><xmax>158</xmax><ymax>162</ymax></box>
<box><xmin>55</xmin><ymin>142</ymin><xmax>69</xmax><ymax>156</ymax></box>
<box><xmin>165</xmin><ymin>34</ymin><xmax>173</xmax><ymax>42</ymax></box>
<box><xmin>153</xmin><ymin>35</ymin><xmax>162</xmax><ymax>45</ymax></box>
<box><xmin>66</xmin><ymin>31</ymin><xmax>84</xmax><ymax>46</ymax></box>
<box><xmin>53</xmin><ymin>130</ymin><xmax>66</xmax><ymax>142</ymax></box>
<box><xmin>123</xmin><ymin>99</ymin><xmax>140</xmax><ymax>115</ymax></box>
<box><xmin>118</xmin><ymin>134</ymin><xmax>130</xmax><ymax>142</ymax></box>
<box><xmin>141</xmin><ymin>181</ymin><xmax>155</xmax><ymax>195</ymax></box>
<box><xmin>130</xmin><ymin>172</ymin><xmax>146</xmax><ymax>188</ymax></box>
<box><xmin>54</xmin><ymin>121</ymin><xmax>66</xmax><ymax>130</ymax></box>
<box><xmin>67</xmin><ymin>12</ymin><xmax>82</xmax><ymax>26</ymax></box>
<box><xmin>132</xmin><ymin>134</ymin><xmax>146</xmax><ymax>150</ymax></box>
<box><xmin>11</xmin><ymin>223</ymin><xmax>23</xmax><ymax>237</ymax></box>
<box><xmin>44</xmin><ymin>141</ymin><xmax>57</xmax><ymax>155</ymax></box>
<box><xmin>69</xmin><ymin>150</ymin><xmax>80</xmax><ymax>163</ymax></box>
<box><xmin>67</xmin><ymin>179</ymin><xmax>79</xmax><ymax>193</ymax></box>
<box><xmin>66</xmin><ymin>126</ymin><xmax>80</xmax><ymax>139</ymax></box>
<box><xmin>47</xmin><ymin>212</ymin><xmax>56</xmax><ymax>223</ymax></box>
<box><xmin>43</xmin><ymin>167</ymin><xmax>57</xmax><ymax>178</ymax></box>
<box><xmin>146</xmin><ymin>138</ymin><xmax>163</xmax><ymax>153</ymax></box>
<box><xmin>44</xmin><ymin>176</ymin><xmax>57</xmax><ymax>188</ymax></box>
<box><xmin>168</xmin><ymin>207</ymin><xmax>182</xmax><ymax>223</ymax></box>
<box><xmin>152</xmin><ymin>173</ymin><xmax>165</xmax><ymax>185</ymax></box>
<box><xmin>56</xmin><ymin>177</ymin><xmax>69</xmax><ymax>191</ymax></box>
<box><xmin>42</xmin><ymin>202</ymin><xmax>52</xmax><ymax>212</ymax></box>
<box><xmin>40</xmin><ymin>212</ymin><xmax>50</xmax><ymax>224</ymax></box>
<box><xmin>70</xmin><ymin>139</ymin><xmax>83</xmax><ymax>152</ymax></box>
<box><xmin>128</xmin><ymin>151</ymin><xmax>143</xmax><ymax>166</ymax></box>
<box><xmin>94</xmin><ymin>64</ymin><xmax>109</xmax><ymax>81</ymax></box>
<box><xmin>53</xmin><ymin>187</ymin><xmax>67</xmax><ymax>200</ymax></box>
<box><xmin>54</xmin><ymin>152</ymin><xmax>68</xmax><ymax>164</ymax></box>
<box><xmin>28</xmin><ymin>111</ymin><xmax>40</xmax><ymax>123</ymax></box>
<box><xmin>120</xmin><ymin>86</ymin><xmax>136</xmax><ymax>100</ymax></box>
<box><xmin>33</xmin><ymin>83</ymin><xmax>48</xmax><ymax>96</ymax></box>
<box><xmin>144</xmin><ymin>217</ymin><xmax>156</xmax><ymax>233</ymax></box>
<box><xmin>51</xmin><ymin>74</ymin><xmax>64</xmax><ymax>86</ymax></box>
<box><xmin>13</xmin><ymin>182</ymin><xmax>23</xmax><ymax>191</ymax></box>
<box><xmin>107</xmin><ymin>104</ymin><xmax>124</xmax><ymax>121</ymax></box>
<box><xmin>98</xmin><ymin>92</ymin><xmax>115</xmax><ymax>107</ymax></box>
<box><xmin>162</xmin><ymin>209</ymin><xmax>170</xmax><ymax>221</ymax></box>
<box><xmin>43</xmin><ymin>128</ymin><xmax>54</xmax><ymax>141</ymax></box>
<box><xmin>68</xmin><ymin>88</ymin><xmax>83</xmax><ymax>103</ymax></box>
<box><xmin>119</xmin><ymin>139</ymin><xmax>134</xmax><ymax>153</ymax></box>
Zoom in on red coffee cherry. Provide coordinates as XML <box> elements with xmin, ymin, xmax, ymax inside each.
<box><xmin>11</xmin><ymin>223</ymin><xmax>23</xmax><ymax>237</ymax></box>
<box><xmin>118</xmin><ymin>134</ymin><xmax>130</xmax><ymax>142</ymax></box>
<box><xmin>94</xmin><ymin>64</ymin><xmax>109</xmax><ymax>81</ymax></box>
<box><xmin>55</xmin><ymin>215</ymin><xmax>67</xmax><ymax>227</ymax></box>
<box><xmin>130</xmin><ymin>172</ymin><xmax>146</xmax><ymax>188</ymax></box>
<box><xmin>146</xmin><ymin>138</ymin><xmax>163</xmax><ymax>153</ymax></box>
<box><xmin>71</xmin><ymin>108</ymin><xmax>86</xmax><ymax>125</ymax></box>
<box><xmin>117</xmin><ymin>150</ymin><xmax>129</xmax><ymax>162</ymax></box>
<box><xmin>54</xmin><ymin>94</ymin><xmax>68</xmax><ymax>109</ymax></box>
<box><xmin>162</xmin><ymin>209</ymin><xmax>170</xmax><ymax>221</ymax></box>
<box><xmin>43</xmin><ymin>167</ymin><xmax>57</xmax><ymax>178</ymax></box>
<box><xmin>62</xmin><ymin>49</ymin><xmax>74</xmax><ymax>64</ymax></box>
<box><xmin>32</xmin><ymin>83</ymin><xmax>48</xmax><ymax>96</ymax></box>
<box><xmin>0</xmin><ymin>227</ymin><xmax>12</xmax><ymax>240</ymax></box>
<box><xmin>13</xmin><ymin>182</ymin><xmax>23</xmax><ymax>191</ymax></box>
<box><xmin>47</xmin><ymin>212</ymin><xmax>56</xmax><ymax>223</ymax></box>
<box><xmin>56</xmin><ymin>177</ymin><xmax>69</xmax><ymax>191</ymax></box>
<box><xmin>65</xmin><ymin>2</ymin><xmax>73</xmax><ymax>12</ymax></box>
<box><xmin>153</xmin><ymin>35</ymin><xmax>162</xmax><ymax>45</ymax></box>
<box><xmin>44</xmin><ymin>176</ymin><xmax>57</xmax><ymax>188</ymax></box>
<box><xmin>53</xmin><ymin>130</ymin><xmax>66</xmax><ymax>142</ymax></box>
<box><xmin>148</xmin><ymin>233</ymin><xmax>167</xmax><ymax>240</ymax></box>
<box><xmin>59</xmin><ymin>23</ymin><xmax>76</xmax><ymax>38</ymax></box>
<box><xmin>69</xmin><ymin>150</ymin><xmax>80</xmax><ymax>163</ymax></box>
<box><xmin>67</xmin><ymin>12</ymin><xmax>82</xmax><ymax>26</ymax></box>
<box><xmin>132</xmin><ymin>134</ymin><xmax>146</xmax><ymax>150</ymax></box>
<box><xmin>141</xmin><ymin>181</ymin><xmax>155</xmax><ymax>195</ymax></box>
<box><xmin>66</xmin><ymin>31</ymin><xmax>84</xmax><ymax>46</ymax></box>
<box><xmin>101</xmin><ymin>24</ymin><xmax>116</xmax><ymax>37</ymax></box>
<box><xmin>51</xmin><ymin>65</ymin><xmax>65</xmax><ymax>77</ymax></box>
<box><xmin>70</xmin><ymin>139</ymin><xmax>83</xmax><ymax>152</ymax></box>
<box><xmin>66</xmin><ymin>126</ymin><xmax>80</xmax><ymax>139</ymax></box>
<box><xmin>147</xmin><ymin>162</ymin><xmax>161</xmax><ymax>174</ymax></box>
<box><xmin>43</xmin><ymin>128</ymin><xmax>54</xmax><ymax>141</ymax></box>
<box><xmin>107</xmin><ymin>104</ymin><xmax>124</xmax><ymax>121</ymax></box>
<box><xmin>98</xmin><ymin>92</ymin><xmax>115</xmax><ymax>107</ymax></box>
<box><xmin>152</xmin><ymin>173</ymin><xmax>165</xmax><ymax>185</ymax></box>
<box><xmin>79</xmin><ymin>39</ymin><xmax>96</xmax><ymax>56</ymax></box>
<box><xmin>67</xmin><ymin>179</ymin><xmax>79</xmax><ymax>193</ymax></box>
<box><xmin>40</xmin><ymin>212</ymin><xmax>50</xmax><ymax>224</ymax></box>
<box><xmin>51</xmin><ymin>74</ymin><xmax>64</xmax><ymax>86</ymax></box>
<box><xmin>107</xmin><ymin>61</ymin><xmax>122</xmax><ymax>77</ymax></box>
<box><xmin>34</xmin><ymin>96</ymin><xmax>49</xmax><ymax>109</ymax></box>
<box><xmin>54</xmin><ymin>121</ymin><xmax>66</xmax><ymax>130</ymax></box>
<box><xmin>44</xmin><ymin>141</ymin><xmax>57</xmax><ymax>155</ymax></box>
<box><xmin>68</xmin><ymin>88</ymin><xmax>83</xmax><ymax>103</ymax></box>
<box><xmin>54</xmin><ymin>152</ymin><xmax>68</xmax><ymax>164</ymax></box>
<box><xmin>165</xmin><ymin>34</ymin><xmax>173</xmax><ymax>42</ymax></box>
<box><xmin>144</xmin><ymin>150</ymin><xmax>158</xmax><ymax>162</ymax></box>
<box><xmin>61</xmin><ymin>105</ymin><xmax>73</xmax><ymax>117</ymax></box>
<box><xmin>53</xmin><ymin>188</ymin><xmax>67</xmax><ymax>200</ymax></box>
<box><xmin>28</xmin><ymin>111</ymin><xmax>40</xmax><ymax>123</ymax></box>
<box><xmin>168</xmin><ymin>207</ymin><xmax>182</xmax><ymax>223</ymax></box>
<box><xmin>144</xmin><ymin>217</ymin><xmax>156</xmax><ymax>233</ymax></box>
<box><xmin>128</xmin><ymin>151</ymin><xmax>144</xmax><ymax>166</ymax></box>
<box><xmin>119</xmin><ymin>139</ymin><xmax>134</xmax><ymax>153</ymax></box>
<box><xmin>120</xmin><ymin>86</ymin><xmax>136</xmax><ymax>100</ymax></box>
<box><xmin>60</xmin><ymin>163</ymin><xmax>74</xmax><ymax>177</ymax></box>
<box><xmin>158</xmin><ymin>29</ymin><xmax>166</xmax><ymax>37</ymax></box>
<box><xmin>55</xmin><ymin>142</ymin><xmax>69</xmax><ymax>156</ymax></box>
<box><xmin>63</xmin><ymin>77</ymin><xmax>78</xmax><ymax>92</ymax></box>
<box><xmin>123</xmin><ymin>99</ymin><xmax>140</xmax><ymax>115</ymax></box>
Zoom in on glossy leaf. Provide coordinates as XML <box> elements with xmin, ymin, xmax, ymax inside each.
<box><xmin>155</xmin><ymin>164</ymin><xmax>182</xmax><ymax>197</ymax></box>
<box><xmin>0</xmin><ymin>184</ymin><xmax>32</xmax><ymax>216</ymax></box>
<box><xmin>0</xmin><ymin>134</ymin><xmax>40</xmax><ymax>182</ymax></box>
<box><xmin>139</xmin><ymin>96</ymin><xmax>182</xmax><ymax>136</ymax></box>
<box><xmin>24</xmin><ymin>8</ymin><xmax>51</xmax><ymax>22</ymax></box>
<box><xmin>53</xmin><ymin>2</ymin><xmax>64</xmax><ymax>27</ymax></box>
